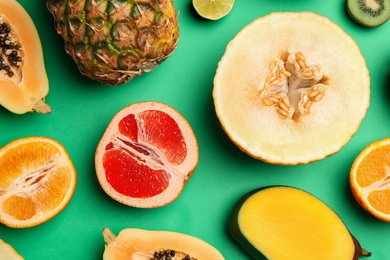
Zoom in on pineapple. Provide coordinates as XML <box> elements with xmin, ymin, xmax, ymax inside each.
<box><xmin>47</xmin><ymin>0</ymin><xmax>179</xmax><ymax>86</ymax></box>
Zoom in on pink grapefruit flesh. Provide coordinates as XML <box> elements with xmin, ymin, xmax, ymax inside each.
<box><xmin>95</xmin><ymin>102</ymin><xmax>199</xmax><ymax>208</ymax></box>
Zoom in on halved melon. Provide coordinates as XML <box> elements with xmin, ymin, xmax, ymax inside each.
<box><xmin>102</xmin><ymin>228</ymin><xmax>225</xmax><ymax>260</ymax></box>
<box><xmin>213</xmin><ymin>12</ymin><xmax>370</xmax><ymax>165</ymax></box>
<box><xmin>0</xmin><ymin>0</ymin><xmax>50</xmax><ymax>114</ymax></box>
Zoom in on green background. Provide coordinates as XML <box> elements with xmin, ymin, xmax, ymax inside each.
<box><xmin>1</xmin><ymin>0</ymin><xmax>390</xmax><ymax>259</ymax></box>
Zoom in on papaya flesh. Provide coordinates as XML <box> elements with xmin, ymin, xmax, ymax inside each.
<box><xmin>0</xmin><ymin>0</ymin><xmax>50</xmax><ymax>114</ymax></box>
<box><xmin>102</xmin><ymin>228</ymin><xmax>225</xmax><ymax>260</ymax></box>
<box><xmin>229</xmin><ymin>186</ymin><xmax>371</xmax><ymax>260</ymax></box>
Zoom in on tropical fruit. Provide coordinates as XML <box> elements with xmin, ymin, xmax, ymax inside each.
<box><xmin>0</xmin><ymin>136</ymin><xmax>77</xmax><ymax>228</ymax></box>
<box><xmin>102</xmin><ymin>228</ymin><xmax>225</xmax><ymax>260</ymax></box>
<box><xmin>350</xmin><ymin>138</ymin><xmax>390</xmax><ymax>222</ymax></box>
<box><xmin>0</xmin><ymin>0</ymin><xmax>51</xmax><ymax>114</ymax></box>
<box><xmin>229</xmin><ymin>186</ymin><xmax>371</xmax><ymax>260</ymax></box>
<box><xmin>193</xmin><ymin>0</ymin><xmax>235</xmax><ymax>20</ymax></box>
<box><xmin>0</xmin><ymin>239</ymin><xmax>23</xmax><ymax>260</ymax></box>
<box><xmin>46</xmin><ymin>0</ymin><xmax>179</xmax><ymax>86</ymax></box>
<box><xmin>346</xmin><ymin>0</ymin><xmax>390</xmax><ymax>27</ymax></box>
<box><xmin>213</xmin><ymin>12</ymin><xmax>370</xmax><ymax>165</ymax></box>
<box><xmin>95</xmin><ymin>102</ymin><xmax>198</xmax><ymax>208</ymax></box>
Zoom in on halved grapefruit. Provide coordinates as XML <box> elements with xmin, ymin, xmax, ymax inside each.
<box><xmin>95</xmin><ymin>102</ymin><xmax>199</xmax><ymax>208</ymax></box>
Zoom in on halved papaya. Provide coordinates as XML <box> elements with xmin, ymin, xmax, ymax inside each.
<box><xmin>102</xmin><ymin>228</ymin><xmax>225</xmax><ymax>260</ymax></box>
<box><xmin>0</xmin><ymin>0</ymin><xmax>50</xmax><ymax>114</ymax></box>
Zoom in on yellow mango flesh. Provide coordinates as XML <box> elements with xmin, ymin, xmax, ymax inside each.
<box><xmin>236</xmin><ymin>186</ymin><xmax>355</xmax><ymax>259</ymax></box>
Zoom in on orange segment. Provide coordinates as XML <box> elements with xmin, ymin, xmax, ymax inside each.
<box><xmin>350</xmin><ymin>138</ymin><xmax>390</xmax><ymax>221</ymax></box>
<box><xmin>0</xmin><ymin>136</ymin><xmax>76</xmax><ymax>228</ymax></box>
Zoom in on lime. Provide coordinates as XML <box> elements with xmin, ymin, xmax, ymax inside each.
<box><xmin>193</xmin><ymin>0</ymin><xmax>235</xmax><ymax>20</ymax></box>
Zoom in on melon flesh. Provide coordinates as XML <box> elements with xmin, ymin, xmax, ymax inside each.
<box><xmin>213</xmin><ymin>12</ymin><xmax>370</xmax><ymax>165</ymax></box>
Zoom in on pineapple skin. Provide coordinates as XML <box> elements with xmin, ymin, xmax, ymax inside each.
<box><xmin>47</xmin><ymin>0</ymin><xmax>179</xmax><ymax>86</ymax></box>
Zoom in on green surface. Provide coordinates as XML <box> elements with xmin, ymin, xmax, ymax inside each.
<box><xmin>0</xmin><ymin>0</ymin><xmax>389</xmax><ymax>259</ymax></box>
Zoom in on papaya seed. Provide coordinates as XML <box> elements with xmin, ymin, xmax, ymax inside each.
<box><xmin>151</xmin><ymin>249</ymin><xmax>194</xmax><ymax>260</ymax></box>
<box><xmin>0</xmin><ymin>21</ymin><xmax>23</xmax><ymax>77</ymax></box>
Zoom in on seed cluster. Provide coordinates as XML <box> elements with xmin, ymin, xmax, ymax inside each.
<box><xmin>358</xmin><ymin>0</ymin><xmax>385</xmax><ymax>17</ymax></box>
<box><xmin>151</xmin><ymin>249</ymin><xmax>194</xmax><ymax>260</ymax></box>
<box><xmin>259</xmin><ymin>52</ymin><xmax>326</xmax><ymax>121</ymax></box>
<box><xmin>0</xmin><ymin>22</ymin><xmax>22</xmax><ymax>77</ymax></box>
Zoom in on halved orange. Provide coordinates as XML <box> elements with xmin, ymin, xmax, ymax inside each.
<box><xmin>95</xmin><ymin>101</ymin><xmax>199</xmax><ymax>208</ymax></box>
<box><xmin>0</xmin><ymin>239</ymin><xmax>23</xmax><ymax>259</ymax></box>
<box><xmin>0</xmin><ymin>136</ymin><xmax>77</xmax><ymax>228</ymax></box>
<box><xmin>350</xmin><ymin>138</ymin><xmax>390</xmax><ymax>222</ymax></box>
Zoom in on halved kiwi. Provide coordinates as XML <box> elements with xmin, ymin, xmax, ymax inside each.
<box><xmin>346</xmin><ymin>0</ymin><xmax>390</xmax><ymax>27</ymax></box>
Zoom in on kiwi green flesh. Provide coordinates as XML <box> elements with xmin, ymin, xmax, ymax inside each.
<box><xmin>347</xmin><ymin>0</ymin><xmax>390</xmax><ymax>27</ymax></box>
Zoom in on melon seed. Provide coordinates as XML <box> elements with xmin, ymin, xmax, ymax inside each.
<box><xmin>259</xmin><ymin>51</ymin><xmax>327</xmax><ymax>122</ymax></box>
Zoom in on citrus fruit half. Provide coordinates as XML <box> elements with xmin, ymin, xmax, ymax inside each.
<box><xmin>95</xmin><ymin>102</ymin><xmax>199</xmax><ymax>208</ymax></box>
<box><xmin>193</xmin><ymin>0</ymin><xmax>235</xmax><ymax>20</ymax></box>
<box><xmin>350</xmin><ymin>138</ymin><xmax>390</xmax><ymax>222</ymax></box>
<box><xmin>0</xmin><ymin>136</ymin><xmax>77</xmax><ymax>228</ymax></box>
<box><xmin>213</xmin><ymin>12</ymin><xmax>370</xmax><ymax>165</ymax></box>
<box><xmin>0</xmin><ymin>239</ymin><xmax>23</xmax><ymax>259</ymax></box>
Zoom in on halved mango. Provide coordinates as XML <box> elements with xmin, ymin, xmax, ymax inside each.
<box><xmin>229</xmin><ymin>186</ymin><xmax>371</xmax><ymax>259</ymax></box>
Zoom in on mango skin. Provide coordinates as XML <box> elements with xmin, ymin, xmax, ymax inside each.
<box><xmin>229</xmin><ymin>187</ymin><xmax>268</xmax><ymax>260</ymax></box>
